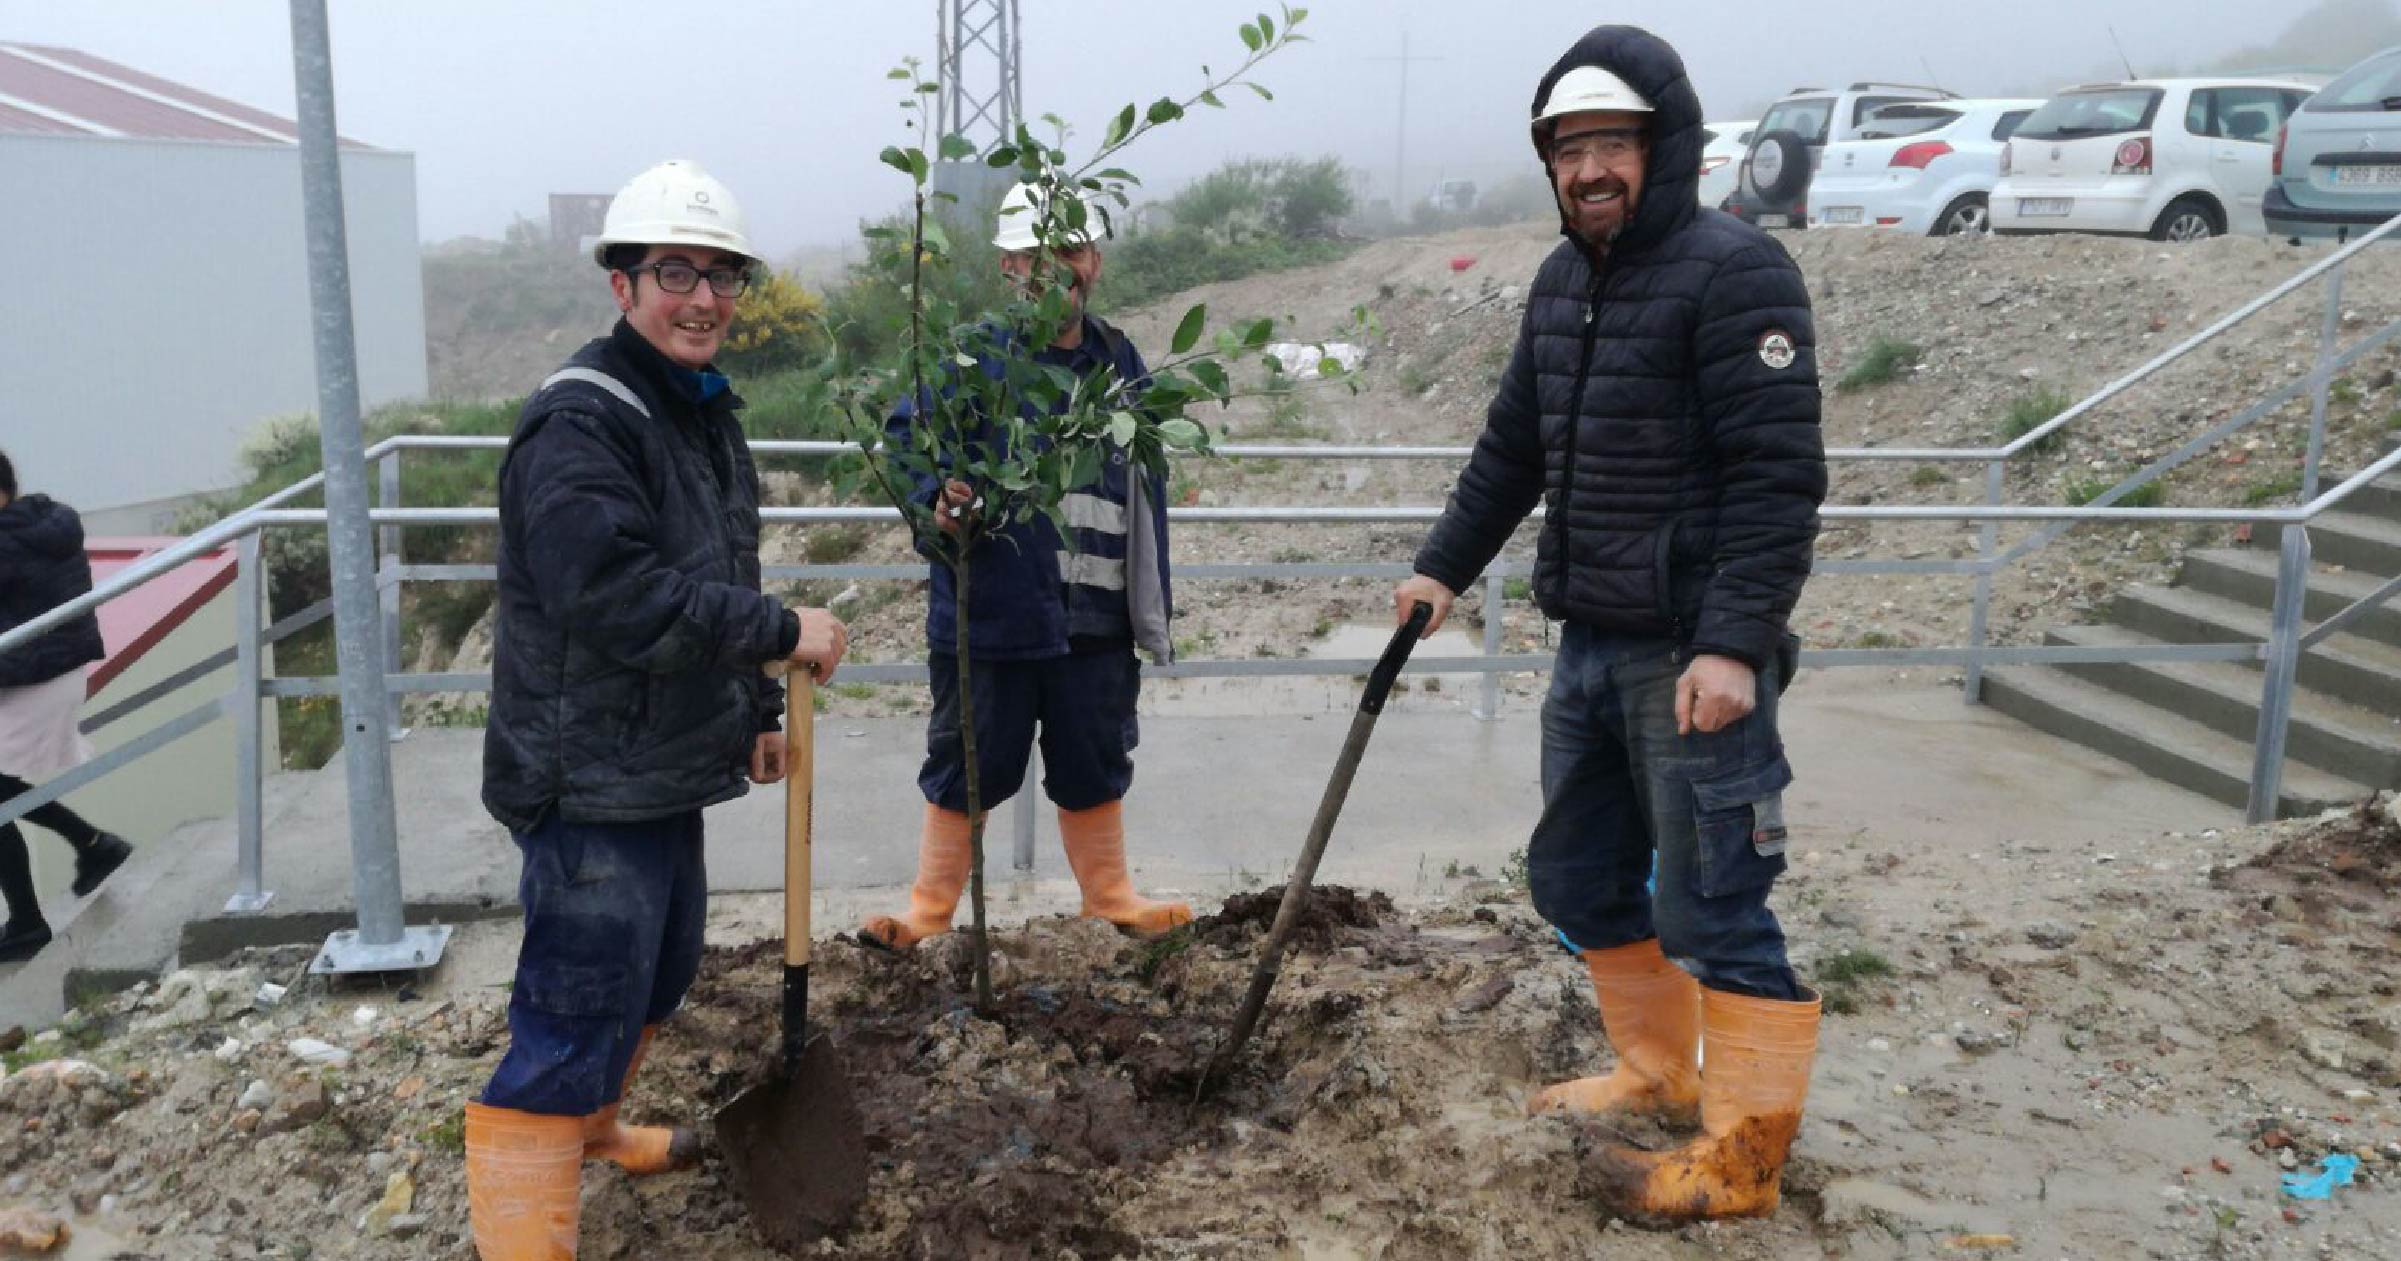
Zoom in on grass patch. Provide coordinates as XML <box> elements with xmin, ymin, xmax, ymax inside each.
<box><xmin>1814</xmin><ymin>948</ymin><xmax>1895</xmax><ymax>1017</ymax></box>
<box><xmin>2330</xmin><ymin>377</ymin><xmax>2362</xmax><ymax>407</ymax></box>
<box><xmin>420</xmin><ymin>1112</ymin><xmax>467</xmax><ymax>1155</ymax></box>
<box><xmin>1398</xmin><ymin>361</ymin><xmax>1435</xmax><ymax>397</ymax></box>
<box><xmin>1852</xmin><ymin>630</ymin><xmax>1903</xmax><ymax>649</ymax></box>
<box><xmin>2243</xmin><ymin>472</ymin><xmax>2303</xmax><ymax>506</ymax></box>
<box><xmin>1251</xmin><ymin>390</ymin><xmax>1324</xmax><ymax>440</ymax></box>
<box><xmin>1133</xmin><ymin>926</ymin><xmax>1195</xmax><ymax>982</ymax></box>
<box><xmin>1999</xmin><ymin>389</ymin><xmax>2074</xmax><ymax>454</ymax></box>
<box><xmin>1836</xmin><ymin>338</ymin><xmax>1921</xmax><ymax>392</ymax></box>
<box><xmin>2383</xmin><ymin>409</ymin><xmax>2401</xmax><ymax>432</ymax></box>
<box><xmin>1909</xmin><ymin>465</ymin><xmax>1950</xmax><ymax>488</ymax></box>
<box><xmin>2065</xmin><ymin>477</ymin><xmax>2164</xmax><ymax>508</ymax></box>
<box><xmin>1500</xmin><ymin>847</ymin><xmax>1530</xmax><ymax>890</ymax></box>
<box><xmin>1503</xmin><ymin>576</ymin><xmax>1532</xmax><ymax>602</ymax></box>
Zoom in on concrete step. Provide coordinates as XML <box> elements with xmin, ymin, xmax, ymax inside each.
<box><xmin>2335</xmin><ymin>474</ymin><xmax>2401</xmax><ymax>521</ymax></box>
<box><xmin>2242</xmin><ymin>511</ymin><xmax>2401</xmax><ymax>578</ymax></box>
<box><xmin>2177</xmin><ymin>548</ymin><xmax>2401</xmax><ymax>651</ymax></box>
<box><xmin>2046</xmin><ymin>624</ymin><xmax>2401</xmax><ymax>788</ymax></box>
<box><xmin>2108</xmin><ymin>584</ymin><xmax>2401</xmax><ymax>716</ymax></box>
<box><xmin>1981</xmin><ymin>664</ymin><xmax>2369</xmax><ymax>817</ymax></box>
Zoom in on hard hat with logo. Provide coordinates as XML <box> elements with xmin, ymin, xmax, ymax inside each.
<box><xmin>991</xmin><ymin>181</ymin><xmax>1102</xmax><ymax>252</ymax></box>
<box><xmin>592</xmin><ymin>159</ymin><xmax>754</xmax><ymax>266</ymax></box>
<box><xmin>1532</xmin><ymin>65</ymin><xmax>1655</xmax><ymax>139</ymax></box>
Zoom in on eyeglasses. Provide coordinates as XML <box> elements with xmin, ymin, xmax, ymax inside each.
<box><xmin>1551</xmin><ymin>130</ymin><xmax>1645</xmax><ymax>168</ymax></box>
<box><xmin>624</xmin><ymin>260</ymin><xmax>753</xmax><ymax>297</ymax></box>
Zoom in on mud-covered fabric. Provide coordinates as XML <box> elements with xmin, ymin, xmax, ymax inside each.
<box><xmin>480</xmin><ymin>810</ymin><xmax>708</xmax><ymax>1115</ymax></box>
<box><xmin>482</xmin><ymin>320</ymin><xmax>788</xmax><ymax>832</ymax></box>
<box><xmin>0</xmin><ymin>495</ymin><xmax>103</xmax><ymax>690</ymax></box>
<box><xmin>1529</xmin><ymin>623</ymin><xmax>1800</xmax><ymax>1000</ymax></box>
<box><xmin>1412</xmin><ymin>25</ymin><xmax>1827</xmax><ymax>671</ymax></box>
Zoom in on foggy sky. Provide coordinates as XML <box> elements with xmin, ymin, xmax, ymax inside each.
<box><xmin>6</xmin><ymin>1</ymin><xmax>2317</xmax><ymax>255</ymax></box>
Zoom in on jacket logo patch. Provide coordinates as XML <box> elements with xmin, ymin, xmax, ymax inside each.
<box><xmin>1758</xmin><ymin>330</ymin><xmax>1798</xmax><ymax>370</ymax></box>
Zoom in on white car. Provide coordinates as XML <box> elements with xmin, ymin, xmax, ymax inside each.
<box><xmin>1991</xmin><ymin>78</ymin><xmax>2318</xmax><ymax>240</ymax></box>
<box><xmin>1806</xmin><ymin>99</ymin><xmax>2043</xmax><ymax>235</ymax></box>
<box><xmin>1698</xmin><ymin>119</ymin><xmax>1757</xmax><ymax>209</ymax></box>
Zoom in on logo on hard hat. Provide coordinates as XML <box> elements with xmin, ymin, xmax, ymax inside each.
<box><xmin>1758</xmin><ymin>330</ymin><xmax>1797</xmax><ymax>370</ymax></box>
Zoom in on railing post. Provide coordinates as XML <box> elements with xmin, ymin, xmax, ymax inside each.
<box><xmin>1963</xmin><ymin>460</ymin><xmax>2003</xmax><ymax>704</ymax></box>
<box><xmin>226</xmin><ymin>531</ymin><xmax>274</xmax><ymax>913</ymax></box>
<box><xmin>377</xmin><ymin>448</ymin><xmax>408</xmax><ymax>740</ymax></box>
<box><xmin>1473</xmin><ymin>570</ymin><xmax>1503</xmax><ymax>721</ymax></box>
<box><xmin>2302</xmin><ymin>265</ymin><xmax>2345</xmax><ymax>501</ymax></box>
<box><xmin>1012</xmin><ymin>749</ymin><xmax>1039</xmax><ymax>873</ymax></box>
<box><xmin>2247</xmin><ymin>523</ymin><xmax>2311</xmax><ymax>825</ymax></box>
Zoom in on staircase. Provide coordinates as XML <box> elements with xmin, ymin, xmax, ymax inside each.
<box><xmin>1982</xmin><ymin>473</ymin><xmax>2401</xmax><ymax>818</ymax></box>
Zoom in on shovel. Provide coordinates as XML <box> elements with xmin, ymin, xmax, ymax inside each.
<box><xmin>1204</xmin><ymin>600</ymin><xmax>1433</xmax><ymax>1088</ymax></box>
<box><xmin>715</xmin><ymin>669</ymin><xmax>870</xmax><ymax>1249</ymax></box>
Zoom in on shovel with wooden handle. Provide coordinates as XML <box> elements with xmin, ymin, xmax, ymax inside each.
<box><xmin>1203</xmin><ymin>601</ymin><xmax>1434</xmax><ymax>1091</ymax></box>
<box><xmin>715</xmin><ymin>667</ymin><xmax>870</xmax><ymax>1251</ymax></box>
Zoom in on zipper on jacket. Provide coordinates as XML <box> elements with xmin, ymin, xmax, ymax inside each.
<box><xmin>1547</xmin><ymin>265</ymin><xmax>1608</xmax><ymax>609</ymax></box>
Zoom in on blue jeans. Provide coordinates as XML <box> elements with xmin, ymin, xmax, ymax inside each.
<box><xmin>918</xmin><ymin>646</ymin><xmax>1141</xmax><ymax>813</ymax></box>
<box><xmin>1529</xmin><ymin>623</ymin><xmax>1801</xmax><ymax>1000</ymax></box>
<box><xmin>480</xmin><ymin>810</ymin><xmax>708</xmax><ymax>1115</ymax></box>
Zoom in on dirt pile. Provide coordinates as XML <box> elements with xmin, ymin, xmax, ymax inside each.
<box><xmin>2240</xmin><ymin>792</ymin><xmax>2401</xmax><ymax>892</ymax></box>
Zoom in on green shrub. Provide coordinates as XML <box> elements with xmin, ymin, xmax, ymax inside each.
<box><xmin>2000</xmin><ymin>389</ymin><xmax>2075</xmax><ymax>454</ymax></box>
<box><xmin>2065</xmin><ymin>477</ymin><xmax>2164</xmax><ymax>508</ymax></box>
<box><xmin>1836</xmin><ymin>338</ymin><xmax>1921</xmax><ymax>391</ymax></box>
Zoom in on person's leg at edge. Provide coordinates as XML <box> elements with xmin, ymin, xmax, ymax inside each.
<box><xmin>1586</xmin><ymin>653</ymin><xmax>1822</xmax><ymax>1223</ymax></box>
<box><xmin>1042</xmin><ymin>647</ymin><xmax>1188</xmax><ymax>938</ymax></box>
<box><xmin>0</xmin><ymin>774</ymin><xmax>131</xmax><ymax>898</ymax></box>
<box><xmin>864</xmin><ymin>654</ymin><xmax>1038</xmax><ymax>949</ymax></box>
<box><xmin>0</xmin><ymin>821</ymin><xmax>50</xmax><ymax>961</ymax></box>
<box><xmin>584</xmin><ymin>812</ymin><xmax>708</xmax><ymax>1174</ymax></box>
<box><xmin>1525</xmin><ymin>625</ymin><xmax>1701</xmax><ymax>1123</ymax></box>
<box><xmin>466</xmin><ymin>814</ymin><xmax>679</xmax><ymax>1257</ymax></box>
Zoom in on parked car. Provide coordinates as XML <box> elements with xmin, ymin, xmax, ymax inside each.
<box><xmin>1991</xmin><ymin>78</ymin><xmax>2317</xmax><ymax>240</ymax></box>
<box><xmin>1806</xmin><ymin>98</ymin><xmax>2043</xmax><ymax>235</ymax></box>
<box><xmin>1698</xmin><ymin>119</ymin><xmax>1758</xmax><ymax>209</ymax></box>
<box><xmin>1725</xmin><ymin>82</ymin><xmax>1957</xmax><ymax>228</ymax></box>
<box><xmin>2267</xmin><ymin>46</ymin><xmax>2401</xmax><ymax>243</ymax></box>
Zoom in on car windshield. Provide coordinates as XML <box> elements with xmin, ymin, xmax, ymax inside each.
<box><xmin>2310</xmin><ymin>52</ymin><xmax>2401</xmax><ymax>113</ymax></box>
<box><xmin>1758</xmin><ymin>97</ymin><xmax>1834</xmax><ymax>145</ymax></box>
<box><xmin>2014</xmin><ymin>88</ymin><xmax>2162</xmax><ymax>140</ymax></box>
<box><xmin>1858</xmin><ymin>106</ymin><xmax>1960</xmax><ymax>139</ymax></box>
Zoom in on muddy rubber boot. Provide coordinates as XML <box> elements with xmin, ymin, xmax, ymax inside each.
<box><xmin>861</xmin><ymin>804</ymin><xmax>973</xmax><ymax>950</ymax></box>
<box><xmin>1528</xmin><ymin>939</ymin><xmax>1701</xmax><ymax>1124</ymax></box>
<box><xmin>583</xmin><ymin>1025</ymin><xmax>698</xmax><ymax>1174</ymax></box>
<box><xmin>1583</xmin><ymin>986</ymin><xmax>1822</xmax><ymax>1224</ymax></box>
<box><xmin>1059</xmin><ymin>800</ymin><xmax>1191</xmax><ymax>939</ymax></box>
<box><xmin>465</xmin><ymin>1102</ymin><xmax>583</xmax><ymax>1260</ymax></box>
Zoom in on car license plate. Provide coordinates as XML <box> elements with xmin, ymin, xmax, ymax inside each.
<box><xmin>1822</xmin><ymin>206</ymin><xmax>1865</xmax><ymax>225</ymax></box>
<box><xmin>2332</xmin><ymin>164</ymin><xmax>2401</xmax><ymax>187</ymax></box>
<box><xmin>2018</xmin><ymin>198</ymin><xmax>2074</xmax><ymax>217</ymax></box>
<box><xmin>1756</xmin><ymin>213</ymin><xmax>1791</xmax><ymax>229</ymax></box>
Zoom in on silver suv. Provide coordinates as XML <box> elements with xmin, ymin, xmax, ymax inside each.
<box><xmin>1725</xmin><ymin>82</ymin><xmax>1957</xmax><ymax>228</ymax></box>
<box><xmin>2266</xmin><ymin>46</ymin><xmax>2401</xmax><ymax>243</ymax></box>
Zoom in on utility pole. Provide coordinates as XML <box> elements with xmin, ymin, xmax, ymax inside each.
<box><xmin>932</xmin><ymin>0</ymin><xmax>1023</xmax><ymax>216</ymax></box>
<box><xmin>1367</xmin><ymin>32</ymin><xmax>1442</xmax><ymax>221</ymax></box>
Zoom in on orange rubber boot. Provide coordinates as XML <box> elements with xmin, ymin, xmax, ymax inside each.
<box><xmin>1059</xmin><ymin>800</ymin><xmax>1191</xmax><ymax>938</ymax></box>
<box><xmin>862</xmin><ymin>804</ymin><xmax>974</xmax><ymax>950</ymax></box>
<box><xmin>582</xmin><ymin>1025</ymin><xmax>697</xmax><ymax>1174</ymax></box>
<box><xmin>1584</xmin><ymin>986</ymin><xmax>1823</xmax><ymax>1223</ymax></box>
<box><xmin>465</xmin><ymin>1102</ymin><xmax>583</xmax><ymax>1260</ymax></box>
<box><xmin>1528</xmin><ymin>939</ymin><xmax>1702</xmax><ymax>1124</ymax></box>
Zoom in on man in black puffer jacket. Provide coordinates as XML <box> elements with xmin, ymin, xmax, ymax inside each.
<box><xmin>1393</xmin><ymin>26</ymin><xmax>1827</xmax><ymax>1223</ymax></box>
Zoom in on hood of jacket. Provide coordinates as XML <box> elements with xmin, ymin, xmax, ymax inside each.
<box><xmin>1528</xmin><ymin>25</ymin><xmax>1704</xmax><ymax>257</ymax></box>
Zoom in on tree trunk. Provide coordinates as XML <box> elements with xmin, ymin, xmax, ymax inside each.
<box><xmin>951</xmin><ymin>555</ymin><xmax>995</xmax><ymax>1012</ymax></box>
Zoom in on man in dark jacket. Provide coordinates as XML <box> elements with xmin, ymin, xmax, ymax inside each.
<box><xmin>1393</xmin><ymin>27</ymin><xmax>1828</xmax><ymax>1222</ymax></box>
<box><xmin>861</xmin><ymin>182</ymin><xmax>1188</xmax><ymax>952</ymax></box>
<box><xmin>464</xmin><ymin>160</ymin><xmax>847</xmax><ymax>1261</ymax></box>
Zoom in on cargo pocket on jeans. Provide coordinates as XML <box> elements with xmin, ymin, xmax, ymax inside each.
<box><xmin>1690</xmin><ymin>754</ymin><xmax>1794</xmax><ymax>898</ymax></box>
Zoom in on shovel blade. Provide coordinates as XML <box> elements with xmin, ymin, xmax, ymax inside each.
<box><xmin>714</xmin><ymin>1036</ymin><xmax>869</xmax><ymax>1251</ymax></box>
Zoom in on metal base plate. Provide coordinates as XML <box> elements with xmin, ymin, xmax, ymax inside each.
<box><xmin>309</xmin><ymin>923</ymin><xmax>453</xmax><ymax>975</ymax></box>
<box><xmin>222</xmin><ymin>890</ymin><xmax>277</xmax><ymax>915</ymax></box>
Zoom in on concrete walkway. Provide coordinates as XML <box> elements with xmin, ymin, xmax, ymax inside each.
<box><xmin>0</xmin><ymin>671</ymin><xmax>2236</xmax><ymax>1029</ymax></box>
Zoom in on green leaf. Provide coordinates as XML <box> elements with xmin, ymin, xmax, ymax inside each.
<box><xmin>1318</xmin><ymin>357</ymin><xmax>1345</xmax><ymax>378</ymax></box>
<box><xmin>1094</xmin><ymin>168</ymin><xmax>1141</xmax><ymax>185</ymax></box>
<box><xmin>1242</xmin><ymin>318</ymin><xmax>1276</xmax><ymax>349</ymax></box>
<box><xmin>886</xmin><ymin>67</ymin><xmax>911</xmax><ymax>80</ymax></box>
<box><xmin>938</xmin><ymin>134</ymin><xmax>977</xmax><ymax>160</ymax></box>
<box><xmin>1258</xmin><ymin>13</ymin><xmax>1276</xmax><ymax>43</ymax></box>
<box><xmin>1189</xmin><ymin>359</ymin><xmax>1230</xmax><ymax>399</ymax></box>
<box><xmin>1104</xmin><ymin>102</ymin><xmax>1137</xmax><ymax>148</ymax></box>
<box><xmin>986</xmin><ymin>144</ymin><xmax>1020</xmax><ymax>167</ymax></box>
<box><xmin>1146</xmin><ymin>98</ymin><xmax>1184</xmax><ymax>126</ymax></box>
<box><xmin>1200</xmin><ymin>90</ymin><xmax>1224</xmax><ymax>108</ymax></box>
<box><xmin>1170</xmin><ymin>303</ymin><xmax>1209</xmax><ymax>355</ymax></box>
<box><xmin>1248</xmin><ymin>83</ymin><xmax>1274</xmax><ymax>101</ymax></box>
<box><xmin>879</xmin><ymin>146</ymin><xmax>912</xmax><ymax>175</ymax></box>
<box><xmin>1239</xmin><ymin>22</ymin><xmax>1261</xmax><ymax>51</ymax></box>
<box><xmin>906</xmin><ymin>149</ymin><xmax>930</xmax><ymax>182</ymax></box>
<box><xmin>955</xmin><ymin>353</ymin><xmax>979</xmax><ymax>368</ymax></box>
<box><xmin>1290</xmin><ymin>6</ymin><xmax>1309</xmax><ymax>23</ymax></box>
<box><xmin>921</xmin><ymin>218</ymin><xmax>951</xmax><ymax>253</ymax></box>
<box><xmin>1159</xmin><ymin>419</ymin><xmax>1205</xmax><ymax>449</ymax></box>
<box><xmin>1108</xmin><ymin>412</ymin><xmax>1140</xmax><ymax>448</ymax></box>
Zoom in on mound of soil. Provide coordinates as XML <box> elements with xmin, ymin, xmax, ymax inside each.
<box><xmin>2241</xmin><ymin>794</ymin><xmax>2401</xmax><ymax>893</ymax></box>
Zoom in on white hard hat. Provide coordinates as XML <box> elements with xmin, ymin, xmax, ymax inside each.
<box><xmin>991</xmin><ymin>181</ymin><xmax>1099</xmax><ymax>252</ymax></box>
<box><xmin>1534</xmin><ymin>65</ymin><xmax>1655</xmax><ymax>125</ymax></box>
<box><xmin>592</xmin><ymin>159</ymin><xmax>753</xmax><ymax>267</ymax></box>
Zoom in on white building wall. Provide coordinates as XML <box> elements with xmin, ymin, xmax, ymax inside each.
<box><xmin>0</xmin><ymin>136</ymin><xmax>427</xmax><ymax>525</ymax></box>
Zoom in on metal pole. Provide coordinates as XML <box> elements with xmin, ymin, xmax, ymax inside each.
<box><xmin>2246</xmin><ymin>524</ymin><xmax>2311</xmax><ymax>825</ymax></box>
<box><xmin>226</xmin><ymin>532</ymin><xmax>273</xmax><ymax>914</ymax></box>
<box><xmin>288</xmin><ymin>0</ymin><xmax>446</xmax><ymax>974</ymax></box>
<box><xmin>2302</xmin><ymin>266</ymin><xmax>2345</xmax><ymax>501</ymax></box>
<box><xmin>1012</xmin><ymin>751</ymin><xmax>1038</xmax><ymax>873</ymax></box>
<box><xmin>377</xmin><ymin>449</ymin><xmax>408</xmax><ymax>740</ymax></box>
<box><xmin>1963</xmin><ymin>460</ymin><xmax>2003</xmax><ymax>703</ymax></box>
<box><xmin>1474</xmin><ymin>570</ymin><xmax>1503</xmax><ymax>720</ymax></box>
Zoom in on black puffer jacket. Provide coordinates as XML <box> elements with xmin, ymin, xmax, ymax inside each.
<box><xmin>1413</xmin><ymin>25</ymin><xmax>1826</xmax><ymax>670</ymax></box>
<box><xmin>482</xmin><ymin>321</ymin><xmax>789</xmax><ymax>833</ymax></box>
<box><xmin>0</xmin><ymin>495</ymin><xmax>105</xmax><ymax>690</ymax></box>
